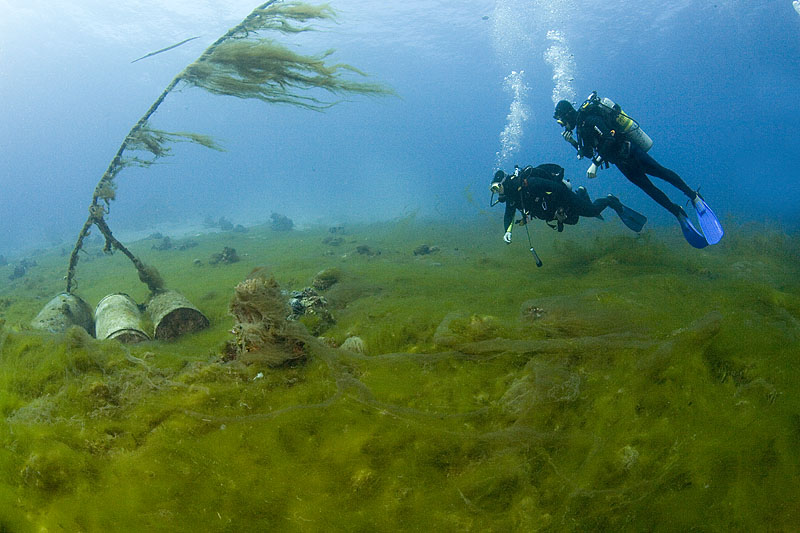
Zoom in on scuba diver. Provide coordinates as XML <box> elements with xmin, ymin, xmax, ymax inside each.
<box><xmin>553</xmin><ymin>92</ymin><xmax>723</xmax><ymax>248</ymax></box>
<box><xmin>490</xmin><ymin>164</ymin><xmax>647</xmax><ymax>259</ymax></box>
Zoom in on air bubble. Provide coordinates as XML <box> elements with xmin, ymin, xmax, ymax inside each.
<box><xmin>496</xmin><ymin>70</ymin><xmax>530</xmax><ymax>167</ymax></box>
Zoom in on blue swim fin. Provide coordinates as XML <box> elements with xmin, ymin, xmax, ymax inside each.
<box><xmin>677</xmin><ymin>211</ymin><xmax>708</xmax><ymax>249</ymax></box>
<box><xmin>692</xmin><ymin>194</ymin><xmax>724</xmax><ymax>245</ymax></box>
<box><xmin>617</xmin><ymin>205</ymin><xmax>647</xmax><ymax>233</ymax></box>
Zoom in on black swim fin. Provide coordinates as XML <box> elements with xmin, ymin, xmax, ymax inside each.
<box><xmin>617</xmin><ymin>204</ymin><xmax>647</xmax><ymax>232</ymax></box>
<box><xmin>608</xmin><ymin>195</ymin><xmax>647</xmax><ymax>232</ymax></box>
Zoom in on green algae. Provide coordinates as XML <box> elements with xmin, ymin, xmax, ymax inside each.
<box><xmin>1</xmin><ymin>217</ymin><xmax>800</xmax><ymax>531</ymax></box>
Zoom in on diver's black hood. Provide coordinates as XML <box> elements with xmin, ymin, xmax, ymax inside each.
<box><xmin>554</xmin><ymin>100</ymin><xmax>577</xmax><ymax>130</ymax></box>
<box><xmin>491</xmin><ymin>169</ymin><xmax>505</xmax><ymax>186</ymax></box>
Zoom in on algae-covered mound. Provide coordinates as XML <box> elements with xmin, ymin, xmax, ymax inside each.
<box><xmin>1</xmin><ymin>218</ymin><xmax>799</xmax><ymax>531</ymax></box>
<box><xmin>225</xmin><ymin>271</ymin><xmax>309</xmax><ymax>366</ymax></box>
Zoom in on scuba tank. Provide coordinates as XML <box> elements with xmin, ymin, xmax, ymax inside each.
<box><xmin>582</xmin><ymin>92</ymin><xmax>654</xmax><ymax>152</ymax></box>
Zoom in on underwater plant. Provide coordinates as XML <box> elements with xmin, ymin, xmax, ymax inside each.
<box><xmin>226</xmin><ymin>272</ymin><xmax>309</xmax><ymax>366</ymax></box>
<box><xmin>64</xmin><ymin>1</ymin><xmax>391</xmax><ymax>295</ymax></box>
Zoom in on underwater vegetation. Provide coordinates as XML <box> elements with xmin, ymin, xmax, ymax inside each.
<box><xmin>225</xmin><ymin>271</ymin><xmax>309</xmax><ymax>367</ymax></box>
<box><xmin>64</xmin><ymin>0</ymin><xmax>391</xmax><ymax>296</ymax></box>
<box><xmin>1</xmin><ymin>216</ymin><xmax>799</xmax><ymax>531</ymax></box>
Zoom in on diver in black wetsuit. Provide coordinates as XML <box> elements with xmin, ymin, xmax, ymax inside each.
<box><xmin>553</xmin><ymin>96</ymin><xmax>696</xmax><ymax>221</ymax></box>
<box><xmin>490</xmin><ymin>163</ymin><xmax>646</xmax><ymax>244</ymax></box>
<box><xmin>553</xmin><ymin>93</ymin><xmax>723</xmax><ymax>248</ymax></box>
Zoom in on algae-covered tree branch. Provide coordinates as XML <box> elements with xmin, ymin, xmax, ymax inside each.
<box><xmin>65</xmin><ymin>0</ymin><xmax>391</xmax><ymax>294</ymax></box>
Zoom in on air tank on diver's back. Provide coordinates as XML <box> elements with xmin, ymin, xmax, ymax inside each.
<box><xmin>599</xmin><ymin>97</ymin><xmax>654</xmax><ymax>152</ymax></box>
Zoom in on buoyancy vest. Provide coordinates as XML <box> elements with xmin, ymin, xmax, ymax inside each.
<box><xmin>578</xmin><ymin>92</ymin><xmax>653</xmax><ymax>152</ymax></box>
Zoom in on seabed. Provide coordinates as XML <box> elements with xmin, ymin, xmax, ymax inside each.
<box><xmin>1</xmin><ymin>215</ymin><xmax>798</xmax><ymax>531</ymax></box>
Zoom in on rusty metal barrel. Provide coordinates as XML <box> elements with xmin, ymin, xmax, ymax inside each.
<box><xmin>94</xmin><ymin>293</ymin><xmax>150</xmax><ymax>343</ymax></box>
<box><xmin>146</xmin><ymin>289</ymin><xmax>209</xmax><ymax>340</ymax></box>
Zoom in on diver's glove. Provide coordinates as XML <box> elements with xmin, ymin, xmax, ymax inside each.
<box><xmin>503</xmin><ymin>231</ymin><xmax>512</xmax><ymax>244</ymax></box>
<box><xmin>561</xmin><ymin>130</ymin><xmax>579</xmax><ymax>149</ymax></box>
<box><xmin>587</xmin><ymin>162</ymin><xmax>598</xmax><ymax>179</ymax></box>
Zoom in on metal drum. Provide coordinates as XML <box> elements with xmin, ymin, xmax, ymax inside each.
<box><xmin>146</xmin><ymin>289</ymin><xmax>209</xmax><ymax>340</ymax></box>
<box><xmin>94</xmin><ymin>293</ymin><xmax>150</xmax><ymax>343</ymax></box>
<box><xmin>31</xmin><ymin>293</ymin><xmax>95</xmax><ymax>335</ymax></box>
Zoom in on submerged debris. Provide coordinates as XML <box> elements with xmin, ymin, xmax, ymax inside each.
<box><xmin>288</xmin><ymin>287</ymin><xmax>335</xmax><ymax>335</ymax></box>
<box><xmin>270</xmin><ymin>213</ymin><xmax>294</xmax><ymax>231</ymax></box>
<box><xmin>146</xmin><ymin>289</ymin><xmax>209</xmax><ymax>340</ymax></box>
<box><xmin>201</xmin><ymin>216</ymin><xmax>246</xmax><ymax>232</ymax></box>
<box><xmin>322</xmin><ymin>236</ymin><xmax>344</xmax><ymax>246</ymax></box>
<box><xmin>204</xmin><ymin>216</ymin><xmax>234</xmax><ymax>230</ymax></box>
<box><xmin>9</xmin><ymin>265</ymin><xmax>26</xmax><ymax>281</ymax></box>
<box><xmin>152</xmin><ymin>236</ymin><xmax>198</xmax><ymax>252</ymax></box>
<box><xmin>210</xmin><ymin>247</ymin><xmax>239</xmax><ymax>265</ymax></box>
<box><xmin>219</xmin><ymin>217</ymin><xmax>234</xmax><ymax>231</ymax></box>
<box><xmin>8</xmin><ymin>259</ymin><xmax>36</xmax><ymax>281</ymax></box>
<box><xmin>30</xmin><ymin>293</ymin><xmax>95</xmax><ymax>335</ymax></box>
<box><xmin>225</xmin><ymin>273</ymin><xmax>308</xmax><ymax>366</ymax></box>
<box><xmin>355</xmin><ymin>245</ymin><xmax>380</xmax><ymax>256</ymax></box>
<box><xmin>321</xmin><ymin>227</ymin><xmax>346</xmax><ymax>246</ymax></box>
<box><xmin>152</xmin><ymin>236</ymin><xmax>173</xmax><ymax>251</ymax></box>
<box><xmin>94</xmin><ymin>293</ymin><xmax>150</xmax><ymax>344</ymax></box>
<box><xmin>413</xmin><ymin>244</ymin><xmax>439</xmax><ymax>256</ymax></box>
<box><xmin>521</xmin><ymin>304</ymin><xmax>546</xmax><ymax>321</ymax></box>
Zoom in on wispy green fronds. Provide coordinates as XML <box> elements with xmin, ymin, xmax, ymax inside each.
<box><xmin>65</xmin><ymin>1</ymin><xmax>391</xmax><ymax>294</ymax></box>
<box><xmin>170</xmin><ymin>131</ymin><xmax>225</xmax><ymax>151</ymax></box>
<box><xmin>182</xmin><ymin>39</ymin><xmax>391</xmax><ymax>110</ymax></box>
<box><xmin>125</xmin><ymin>127</ymin><xmax>173</xmax><ymax>158</ymax></box>
<box><xmin>125</xmin><ymin>126</ymin><xmax>224</xmax><ymax>160</ymax></box>
<box><xmin>240</xmin><ymin>2</ymin><xmax>336</xmax><ymax>36</ymax></box>
<box><xmin>119</xmin><ymin>155</ymin><xmax>159</xmax><ymax>170</ymax></box>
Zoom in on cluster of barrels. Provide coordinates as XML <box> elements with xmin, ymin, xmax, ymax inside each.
<box><xmin>31</xmin><ymin>290</ymin><xmax>208</xmax><ymax>342</ymax></box>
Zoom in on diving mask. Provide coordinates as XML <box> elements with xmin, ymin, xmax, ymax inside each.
<box><xmin>490</xmin><ymin>170</ymin><xmax>507</xmax><ymax>193</ymax></box>
<box><xmin>490</xmin><ymin>175</ymin><xmax>506</xmax><ymax>206</ymax></box>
